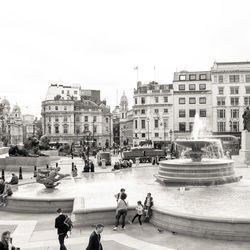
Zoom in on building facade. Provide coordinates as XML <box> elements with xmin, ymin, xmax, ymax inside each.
<box><xmin>133</xmin><ymin>81</ymin><xmax>173</xmax><ymax>148</ymax></box>
<box><xmin>173</xmin><ymin>71</ymin><xmax>212</xmax><ymax>138</ymax></box>
<box><xmin>211</xmin><ymin>62</ymin><xmax>250</xmax><ymax>135</ymax></box>
<box><xmin>41</xmin><ymin>84</ymin><xmax>112</xmax><ymax>147</ymax></box>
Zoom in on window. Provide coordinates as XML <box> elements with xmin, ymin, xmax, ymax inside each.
<box><xmin>217</xmin><ymin>97</ymin><xmax>225</xmax><ymax>106</ymax></box>
<box><xmin>189</xmin><ymin>97</ymin><xmax>196</xmax><ymax>104</ymax></box>
<box><xmin>49</xmin><ymin>106</ymin><xmax>51</xmax><ymax>110</ymax></box>
<box><xmin>245</xmin><ymin>86</ymin><xmax>250</xmax><ymax>94</ymax></box>
<box><xmin>231</xmin><ymin>109</ymin><xmax>239</xmax><ymax>118</ymax></box>
<box><xmin>217</xmin><ymin>109</ymin><xmax>226</xmax><ymax>119</ymax></box>
<box><xmin>179</xmin><ymin>122</ymin><xmax>186</xmax><ymax>132</ymax></box>
<box><xmin>189</xmin><ymin>122</ymin><xmax>194</xmax><ymax>132</ymax></box>
<box><xmin>200</xmin><ymin>109</ymin><xmax>206</xmax><ymax>117</ymax></box>
<box><xmin>135</xmin><ymin>98</ymin><xmax>137</xmax><ymax>104</ymax></box>
<box><xmin>154</xmin><ymin>119</ymin><xmax>159</xmax><ymax>128</ymax></box>
<box><xmin>135</xmin><ymin>133</ymin><xmax>138</xmax><ymax>138</ymax></box>
<box><xmin>179</xmin><ymin>84</ymin><xmax>185</xmax><ymax>90</ymax></box>
<box><xmin>199</xmin><ymin>84</ymin><xmax>206</xmax><ymax>90</ymax></box>
<box><xmin>214</xmin><ymin>75</ymin><xmax>218</xmax><ymax>82</ymax></box>
<box><xmin>155</xmin><ymin>97</ymin><xmax>159</xmax><ymax>103</ymax></box>
<box><xmin>135</xmin><ymin>120</ymin><xmax>138</xmax><ymax>129</ymax></box>
<box><xmin>230</xmin><ymin>121</ymin><xmax>239</xmax><ymax>132</ymax></box>
<box><xmin>199</xmin><ymin>74</ymin><xmax>207</xmax><ymax>80</ymax></box>
<box><xmin>154</xmin><ymin>109</ymin><xmax>159</xmax><ymax>114</ymax></box>
<box><xmin>63</xmin><ymin>125</ymin><xmax>68</xmax><ymax>134</ymax></box>
<box><xmin>74</xmin><ymin>90</ymin><xmax>77</xmax><ymax>94</ymax></box>
<box><xmin>217</xmin><ymin>122</ymin><xmax>226</xmax><ymax>132</ymax></box>
<box><xmin>76</xmin><ymin>126</ymin><xmax>80</xmax><ymax>134</ymax></box>
<box><xmin>231</xmin><ymin>97</ymin><xmax>239</xmax><ymax>106</ymax></box>
<box><xmin>189</xmin><ymin>74</ymin><xmax>196</xmax><ymax>80</ymax></box>
<box><xmin>179</xmin><ymin>98</ymin><xmax>185</xmax><ymax>104</ymax></box>
<box><xmin>189</xmin><ymin>109</ymin><xmax>196</xmax><ymax>117</ymax></box>
<box><xmin>48</xmin><ymin>117</ymin><xmax>51</xmax><ymax>122</ymax></box>
<box><xmin>55</xmin><ymin>106</ymin><xmax>58</xmax><ymax>111</ymax></box>
<box><xmin>84</xmin><ymin>124</ymin><xmax>89</xmax><ymax>131</ymax></box>
<box><xmin>76</xmin><ymin>115</ymin><xmax>80</xmax><ymax>122</ymax></box>
<box><xmin>64</xmin><ymin>106</ymin><xmax>67</xmax><ymax>110</ymax></box>
<box><xmin>164</xmin><ymin>109</ymin><xmax>168</xmax><ymax>114</ymax></box>
<box><xmin>63</xmin><ymin>116</ymin><xmax>67</xmax><ymax>122</ymax></box>
<box><xmin>179</xmin><ymin>75</ymin><xmax>186</xmax><ymax>81</ymax></box>
<box><xmin>55</xmin><ymin>116</ymin><xmax>59</xmax><ymax>122</ymax></box>
<box><xmin>246</xmin><ymin>75</ymin><xmax>250</xmax><ymax>83</ymax></box>
<box><xmin>48</xmin><ymin>125</ymin><xmax>51</xmax><ymax>134</ymax></box>
<box><xmin>142</xmin><ymin>133</ymin><xmax>146</xmax><ymax>138</ymax></box>
<box><xmin>61</xmin><ymin>90</ymin><xmax>64</xmax><ymax>94</ymax></box>
<box><xmin>163</xmin><ymin>119</ymin><xmax>168</xmax><ymax>129</ymax></box>
<box><xmin>229</xmin><ymin>75</ymin><xmax>240</xmax><ymax>83</ymax></box>
<box><xmin>189</xmin><ymin>84</ymin><xmax>196</xmax><ymax>90</ymax></box>
<box><xmin>55</xmin><ymin>125</ymin><xmax>59</xmax><ymax>134</ymax></box>
<box><xmin>141</xmin><ymin>97</ymin><xmax>145</xmax><ymax>104</ymax></box>
<box><xmin>85</xmin><ymin>116</ymin><xmax>88</xmax><ymax>122</ymax></box>
<box><xmin>134</xmin><ymin>110</ymin><xmax>138</xmax><ymax>115</ymax></box>
<box><xmin>106</xmin><ymin>117</ymin><xmax>108</xmax><ymax>123</ymax></box>
<box><xmin>219</xmin><ymin>75</ymin><xmax>223</xmax><ymax>83</ymax></box>
<box><xmin>155</xmin><ymin>133</ymin><xmax>159</xmax><ymax>137</ymax></box>
<box><xmin>164</xmin><ymin>96</ymin><xmax>168</xmax><ymax>102</ymax></box>
<box><xmin>179</xmin><ymin>110</ymin><xmax>186</xmax><ymax>117</ymax></box>
<box><xmin>141</xmin><ymin>120</ymin><xmax>146</xmax><ymax>129</ymax></box>
<box><xmin>244</xmin><ymin>97</ymin><xmax>250</xmax><ymax>105</ymax></box>
<box><xmin>230</xmin><ymin>87</ymin><xmax>239</xmax><ymax>94</ymax></box>
<box><xmin>141</xmin><ymin>109</ymin><xmax>145</xmax><ymax>114</ymax></box>
<box><xmin>199</xmin><ymin>97</ymin><xmax>206</xmax><ymax>104</ymax></box>
<box><xmin>93</xmin><ymin>125</ymin><xmax>97</xmax><ymax>133</ymax></box>
<box><xmin>218</xmin><ymin>87</ymin><xmax>224</xmax><ymax>95</ymax></box>
<box><xmin>67</xmin><ymin>90</ymin><xmax>70</xmax><ymax>95</ymax></box>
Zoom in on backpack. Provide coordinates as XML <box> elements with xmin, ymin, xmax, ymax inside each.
<box><xmin>64</xmin><ymin>215</ymin><xmax>73</xmax><ymax>233</ymax></box>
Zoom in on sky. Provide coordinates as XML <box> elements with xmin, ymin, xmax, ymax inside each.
<box><xmin>1</xmin><ymin>0</ymin><xmax>250</xmax><ymax>117</ymax></box>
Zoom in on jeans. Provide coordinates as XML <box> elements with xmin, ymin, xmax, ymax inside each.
<box><xmin>58</xmin><ymin>233</ymin><xmax>67</xmax><ymax>250</ymax></box>
<box><xmin>115</xmin><ymin>209</ymin><xmax>127</xmax><ymax>228</ymax></box>
<box><xmin>132</xmin><ymin>214</ymin><xmax>142</xmax><ymax>225</ymax></box>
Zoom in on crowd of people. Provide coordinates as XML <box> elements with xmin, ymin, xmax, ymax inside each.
<box><xmin>112</xmin><ymin>159</ymin><xmax>133</xmax><ymax>171</ymax></box>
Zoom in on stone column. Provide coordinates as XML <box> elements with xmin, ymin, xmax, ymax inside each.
<box><xmin>239</xmin><ymin>130</ymin><xmax>250</xmax><ymax>164</ymax></box>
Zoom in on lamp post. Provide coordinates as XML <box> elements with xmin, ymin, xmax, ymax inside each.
<box><xmin>169</xmin><ymin>129</ymin><xmax>173</xmax><ymax>143</ymax></box>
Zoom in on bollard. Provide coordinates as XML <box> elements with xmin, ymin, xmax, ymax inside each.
<box><xmin>71</xmin><ymin>154</ymin><xmax>74</xmax><ymax>159</ymax></box>
<box><xmin>56</xmin><ymin>162</ymin><xmax>58</xmax><ymax>167</ymax></box>
<box><xmin>33</xmin><ymin>166</ymin><xmax>37</xmax><ymax>177</ymax></box>
<box><xmin>72</xmin><ymin>163</ymin><xmax>75</xmax><ymax>172</ymax></box>
<box><xmin>1</xmin><ymin>169</ymin><xmax>5</xmax><ymax>181</ymax></box>
<box><xmin>46</xmin><ymin>164</ymin><xmax>49</xmax><ymax>169</ymax></box>
<box><xmin>19</xmin><ymin>167</ymin><xmax>23</xmax><ymax>180</ymax></box>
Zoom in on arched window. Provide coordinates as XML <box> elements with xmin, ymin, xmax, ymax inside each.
<box><xmin>63</xmin><ymin>124</ymin><xmax>68</xmax><ymax>134</ymax></box>
<box><xmin>55</xmin><ymin>125</ymin><xmax>59</xmax><ymax>134</ymax></box>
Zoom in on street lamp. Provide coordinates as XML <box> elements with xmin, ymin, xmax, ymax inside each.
<box><xmin>169</xmin><ymin>129</ymin><xmax>173</xmax><ymax>143</ymax></box>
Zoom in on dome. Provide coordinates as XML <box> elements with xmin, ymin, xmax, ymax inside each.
<box><xmin>120</xmin><ymin>91</ymin><xmax>128</xmax><ymax>103</ymax></box>
<box><xmin>13</xmin><ymin>104</ymin><xmax>21</xmax><ymax>112</ymax></box>
<box><xmin>1</xmin><ymin>98</ymin><xmax>10</xmax><ymax>107</ymax></box>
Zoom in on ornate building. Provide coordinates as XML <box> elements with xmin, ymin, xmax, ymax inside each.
<box><xmin>41</xmin><ymin>84</ymin><xmax>113</xmax><ymax>147</ymax></box>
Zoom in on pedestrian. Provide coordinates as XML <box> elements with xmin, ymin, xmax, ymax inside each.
<box><xmin>0</xmin><ymin>231</ymin><xmax>17</xmax><ymax>250</ymax></box>
<box><xmin>86</xmin><ymin>223</ymin><xmax>104</xmax><ymax>250</ymax></box>
<box><xmin>130</xmin><ymin>201</ymin><xmax>144</xmax><ymax>225</ymax></box>
<box><xmin>114</xmin><ymin>188</ymin><xmax>126</xmax><ymax>202</ymax></box>
<box><xmin>144</xmin><ymin>193</ymin><xmax>154</xmax><ymax>222</ymax></box>
<box><xmin>55</xmin><ymin>208</ymin><xmax>69</xmax><ymax>250</ymax></box>
<box><xmin>113</xmin><ymin>192</ymin><xmax>128</xmax><ymax>231</ymax></box>
<box><xmin>90</xmin><ymin>161</ymin><xmax>95</xmax><ymax>172</ymax></box>
<box><xmin>8</xmin><ymin>173</ymin><xmax>19</xmax><ymax>185</ymax></box>
<box><xmin>1</xmin><ymin>183</ymin><xmax>13</xmax><ymax>207</ymax></box>
<box><xmin>0</xmin><ymin>179</ymin><xmax>5</xmax><ymax>206</ymax></box>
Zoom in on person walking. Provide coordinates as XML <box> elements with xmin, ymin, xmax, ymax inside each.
<box><xmin>86</xmin><ymin>223</ymin><xmax>104</xmax><ymax>250</ymax></box>
<box><xmin>144</xmin><ymin>193</ymin><xmax>154</xmax><ymax>222</ymax></box>
<box><xmin>130</xmin><ymin>201</ymin><xmax>144</xmax><ymax>225</ymax></box>
<box><xmin>0</xmin><ymin>231</ymin><xmax>17</xmax><ymax>250</ymax></box>
<box><xmin>55</xmin><ymin>208</ymin><xmax>68</xmax><ymax>250</ymax></box>
<box><xmin>114</xmin><ymin>188</ymin><xmax>126</xmax><ymax>202</ymax></box>
<box><xmin>113</xmin><ymin>193</ymin><xmax>128</xmax><ymax>230</ymax></box>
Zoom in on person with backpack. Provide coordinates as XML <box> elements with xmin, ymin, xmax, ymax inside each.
<box><xmin>55</xmin><ymin>208</ymin><xmax>70</xmax><ymax>250</ymax></box>
<box><xmin>86</xmin><ymin>223</ymin><xmax>104</xmax><ymax>250</ymax></box>
<box><xmin>113</xmin><ymin>192</ymin><xmax>128</xmax><ymax>230</ymax></box>
<box><xmin>130</xmin><ymin>201</ymin><xmax>144</xmax><ymax>225</ymax></box>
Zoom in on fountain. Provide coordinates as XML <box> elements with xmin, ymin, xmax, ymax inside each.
<box><xmin>156</xmin><ymin>114</ymin><xmax>241</xmax><ymax>185</ymax></box>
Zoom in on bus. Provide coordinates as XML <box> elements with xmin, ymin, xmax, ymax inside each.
<box><xmin>205</xmin><ymin>135</ymin><xmax>240</xmax><ymax>155</ymax></box>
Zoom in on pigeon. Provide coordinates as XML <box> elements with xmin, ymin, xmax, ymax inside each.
<box><xmin>157</xmin><ymin>228</ymin><xmax>164</xmax><ymax>233</ymax></box>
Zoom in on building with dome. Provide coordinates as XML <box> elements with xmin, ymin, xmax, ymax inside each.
<box><xmin>41</xmin><ymin>84</ymin><xmax>113</xmax><ymax>147</ymax></box>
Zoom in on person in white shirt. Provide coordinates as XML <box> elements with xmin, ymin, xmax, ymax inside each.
<box><xmin>131</xmin><ymin>201</ymin><xmax>143</xmax><ymax>225</ymax></box>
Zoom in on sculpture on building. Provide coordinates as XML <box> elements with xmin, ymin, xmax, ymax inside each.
<box><xmin>36</xmin><ymin>167</ymin><xmax>69</xmax><ymax>188</ymax></box>
<box><xmin>242</xmin><ymin>107</ymin><xmax>250</xmax><ymax>132</ymax></box>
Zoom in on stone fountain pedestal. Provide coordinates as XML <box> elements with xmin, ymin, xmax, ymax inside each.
<box><xmin>239</xmin><ymin>130</ymin><xmax>250</xmax><ymax>164</ymax></box>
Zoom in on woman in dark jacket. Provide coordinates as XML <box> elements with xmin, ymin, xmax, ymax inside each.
<box><xmin>0</xmin><ymin>231</ymin><xmax>16</xmax><ymax>250</ymax></box>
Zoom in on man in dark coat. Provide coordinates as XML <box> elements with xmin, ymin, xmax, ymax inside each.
<box><xmin>55</xmin><ymin>208</ymin><xmax>68</xmax><ymax>250</ymax></box>
<box><xmin>86</xmin><ymin>224</ymin><xmax>104</xmax><ymax>250</ymax></box>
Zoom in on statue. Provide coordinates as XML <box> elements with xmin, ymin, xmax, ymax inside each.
<box><xmin>242</xmin><ymin>107</ymin><xmax>250</xmax><ymax>131</ymax></box>
<box><xmin>36</xmin><ymin>167</ymin><xmax>69</xmax><ymax>188</ymax></box>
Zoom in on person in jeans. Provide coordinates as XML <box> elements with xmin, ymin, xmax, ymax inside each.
<box><xmin>144</xmin><ymin>193</ymin><xmax>154</xmax><ymax>222</ymax></box>
<box><xmin>55</xmin><ymin>208</ymin><xmax>68</xmax><ymax>250</ymax></box>
<box><xmin>113</xmin><ymin>193</ymin><xmax>128</xmax><ymax>230</ymax></box>
<box><xmin>130</xmin><ymin>201</ymin><xmax>144</xmax><ymax>225</ymax></box>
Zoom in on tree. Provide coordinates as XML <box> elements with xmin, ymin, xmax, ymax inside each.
<box><xmin>54</xmin><ymin>95</ymin><xmax>61</xmax><ymax>101</ymax></box>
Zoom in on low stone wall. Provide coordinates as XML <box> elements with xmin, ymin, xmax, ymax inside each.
<box><xmin>150</xmin><ymin>206</ymin><xmax>250</xmax><ymax>241</ymax></box>
<box><xmin>40</xmin><ymin>150</ymin><xmax>59</xmax><ymax>156</ymax></box>
<box><xmin>73</xmin><ymin>197</ymin><xmax>136</xmax><ymax>227</ymax></box>
<box><xmin>0</xmin><ymin>147</ymin><xmax>9</xmax><ymax>156</ymax></box>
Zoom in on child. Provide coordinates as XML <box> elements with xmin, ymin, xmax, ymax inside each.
<box><xmin>131</xmin><ymin>201</ymin><xmax>144</xmax><ymax>225</ymax></box>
